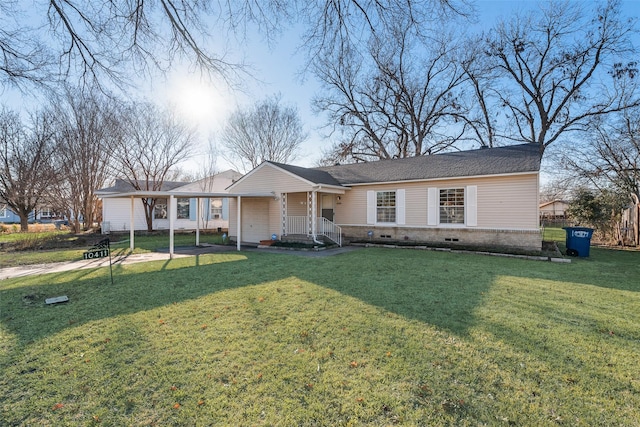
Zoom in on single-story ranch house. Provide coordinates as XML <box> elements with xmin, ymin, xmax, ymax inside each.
<box><xmin>96</xmin><ymin>144</ymin><xmax>542</xmax><ymax>255</ymax></box>
<box><xmin>226</xmin><ymin>143</ymin><xmax>542</xmax><ymax>251</ymax></box>
<box><xmin>96</xmin><ymin>170</ymin><xmax>242</xmax><ymax>232</ymax></box>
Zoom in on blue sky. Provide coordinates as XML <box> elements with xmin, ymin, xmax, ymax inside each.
<box><xmin>158</xmin><ymin>0</ymin><xmax>640</xmax><ymax>172</ymax></box>
<box><xmin>3</xmin><ymin>1</ymin><xmax>640</xmax><ymax>175</ymax></box>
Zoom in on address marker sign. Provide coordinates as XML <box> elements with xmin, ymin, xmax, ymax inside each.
<box><xmin>83</xmin><ymin>239</ymin><xmax>110</xmax><ymax>259</ymax></box>
<box><xmin>82</xmin><ymin>238</ymin><xmax>114</xmax><ymax>285</ymax></box>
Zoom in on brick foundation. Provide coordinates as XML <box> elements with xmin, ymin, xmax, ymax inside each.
<box><xmin>341</xmin><ymin>225</ymin><xmax>542</xmax><ymax>252</ymax></box>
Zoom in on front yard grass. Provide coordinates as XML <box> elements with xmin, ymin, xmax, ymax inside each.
<box><xmin>0</xmin><ymin>232</ymin><xmax>226</xmax><ymax>266</ymax></box>
<box><xmin>1</xmin><ymin>247</ymin><xmax>639</xmax><ymax>425</ymax></box>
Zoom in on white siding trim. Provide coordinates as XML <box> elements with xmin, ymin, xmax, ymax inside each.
<box><xmin>366</xmin><ymin>190</ymin><xmax>375</xmax><ymax>224</ymax></box>
<box><xmin>427</xmin><ymin>187</ymin><xmax>438</xmax><ymax>226</ymax></box>
<box><xmin>466</xmin><ymin>185</ymin><xmax>478</xmax><ymax>227</ymax></box>
<box><xmin>396</xmin><ymin>189</ymin><xmax>405</xmax><ymax>225</ymax></box>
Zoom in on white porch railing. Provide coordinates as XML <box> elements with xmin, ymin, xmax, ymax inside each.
<box><xmin>284</xmin><ymin>215</ymin><xmax>342</xmax><ymax>246</ymax></box>
<box><xmin>317</xmin><ymin>217</ymin><xmax>342</xmax><ymax>246</ymax></box>
<box><xmin>286</xmin><ymin>216</ymin><xmax>308</xmax><ymax>235</ymax></box>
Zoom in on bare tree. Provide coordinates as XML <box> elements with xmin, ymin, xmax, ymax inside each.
<box><xmin>192</xmin><ymin>140</ymin><xmax>219</xmax><ymax>230</ymax></box>
<box><xmin>48</xmin><ymin>87</ymin><xmax>120</xmax><ymax>232</ymax></box>
<box><xmin>220</xmin><ymin>94</ymin><xmax>307</xmax><ymax>172</ymax></box>
<box><xmin>1</xmin><ymin>0</ymin><xmax>469</xmax><ymax>94</ymax></box>
<box><xmin>313</xmin><ymin>21</ymin><xmax>469</xmax><ymax>162</ymax></box>
<box><xmin>0</xmin><ymin>0</ymin><xmax>293</xmax><ymax>90</ymax></box>
<box><xmin>113</xmin><ymin>102</ymin><xmax>195</xmax><ymax>231</ymax></box>
<box><xmin>481</xmin><ymin>0</ymin><xmax>639</xmax><ymax>155</ymax></box>
<box><xmin>560</xmin><ymin>111</ymin><xmax>640</xmax><ymax>201</ymax></box>
<box><xmin>458</xmin><ymin>36</ymin><xmax>500</xmax><ymax>148</ymax></box>
<box><xmin>0</xmin><ymin>108</ymin><xmax>56</xmax><ymax>231</ymax></box>
<box><xmin>299</xmin><ymin>0</ymin><xmax>471</xmax><ymax>68</ymax></box>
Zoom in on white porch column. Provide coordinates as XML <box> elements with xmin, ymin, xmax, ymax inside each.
<box><xmin>307</xmin><ymin>191</ymin><xmax>312</xmax><ymax>236</ymax></box>
<box><xmin>195</xmin><ymin>198</ymin><xmax>201</xmax><ymax>246</ymax></box>
<box><xmin>169</xmin><ymin>194</ymin><xmax>175</xmax><ymax>258</ymax></box>
<box><xmin>281</xmin><ymin>193</ymin><xmax>287</xmax><ymax>236</ymax></box>
<box><xmin>129</xmin><ymin>196</ymin><xmax>135</xmax><ymax>251</ymax></box>
<box><xmin>311</xmin><ymin>190</ymin><xmax>318</xmax><ymax>239</ymax></box>
<box><xmin>236</xmin><ymin>196</ymin><xmax>241</xmax><ymax>251</ymax></box>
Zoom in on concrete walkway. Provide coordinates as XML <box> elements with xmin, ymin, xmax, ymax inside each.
<box><xmin>0</xmin><ymin>245</ymin><xmax>362</xmax><ymax>280</ymax></box>
<box><xmin>0</xmin><ymin>252</ymin><xmax>188</xmax><ymax>280</ymax></box>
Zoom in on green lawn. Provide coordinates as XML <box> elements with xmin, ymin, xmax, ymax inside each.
<box><xmin>0</xmin><ymin>232</ymin><xmax>227</xmax><ymax>266</ymax></box>
<box><xmin>1</xmin><ymin>244</ymin><xmax>639</xmax><ymax>425</ymax></box>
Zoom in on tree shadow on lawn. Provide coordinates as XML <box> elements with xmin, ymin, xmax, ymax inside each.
<box><xmin>1</xmin><ymin>247</ymin><xmax>638</xmax><ymax>349</ymax></box>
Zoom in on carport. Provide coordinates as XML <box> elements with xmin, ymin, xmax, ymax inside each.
<box><xmin>99</xmin><ymin>190</ymin><xmax>275</xmax><ymax>257</ymax></box>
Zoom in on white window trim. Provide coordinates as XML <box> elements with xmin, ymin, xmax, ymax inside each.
<box><xmin>367</xmin><ymin>189</ymin><xmax>405</xmax><ymax>225</ymax></box>
<box><xmin>176</xmin><ymin>198</ymin><xmax>190</xmax><ymax>220</ymax></box>
<box><xmin>427</xmin><ymin>186</ymin><xmax>477</xmax><ymax>227</ymax></box>
<box><xmin>154</xmin><ymin>198</ymin><xmax>168</xmax><ymax>220</ymax></box>
<box><xmin>210</xmin><ymin>198</ymin><xmax>223</xmax><ymax>220</ymax></box>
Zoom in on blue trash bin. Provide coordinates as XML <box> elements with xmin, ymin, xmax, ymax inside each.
<box><xmin>563</xmin><ymin>227</ymin><xmax>594</xmax><ymax>257</ymax></box>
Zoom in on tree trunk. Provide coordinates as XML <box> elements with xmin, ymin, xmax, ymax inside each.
<box><xmin>20</xmin><ymin>215</ymin><xmax>29</xmax><ymax>232</ymax></box>
<box><xmin>142</xmin><ymin>198</ymin><xmax>154</xmax><ymax>232</ymax></box>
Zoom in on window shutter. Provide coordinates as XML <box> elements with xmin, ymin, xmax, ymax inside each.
<box><xmin>466</xmin><ymin>185</ymin><xmax>477</xmax><ymax>226</ymax></box>
<box><xmin>396</xmin><ymin>189</ymin><xmax>405</xmax><ymax>225</ymax></box>
<box><xmin>366</xmin><ymin>191</ymin><xmax>376</xmax><ymax>224</ymax></box>
<box><xmin>222</xmin><ymin>198</ymin><xmax>229</xmax><ymax>220</ymax></box>
<box><xmin>189</xmin><ymin>198</ymin><xmax>197</xmax><ymax>221</ymax></box>
<box><xmin>427</xmin><ymin>188</ymin><xmax>438</xmax><ymax>225</ymax></box>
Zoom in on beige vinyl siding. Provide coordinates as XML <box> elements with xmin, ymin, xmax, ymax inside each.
<box><xmin>475</xmin><ymin>174</ymin><xmax>538</xmax><ymax>229</ymax></box>
<box><xmin>336</xmin><ymin>188</ymin><xmax>368</xmax><ymax>225</ymax></box>
<box><xmin>335</xmin><ymin>173</ymin><xmax>538</xmax><ymax>230</ymax></box>
<box><xmin>268</xmin><ymin>199</ymin><xmax>282</xmax><ymax>237</ymax></box>
<box><xmin>231</xmin><ymin>165</ymin><xmax>314</xmax><ymax>194</ymax></box>
<box><xmin>228</xmin><ymin>198</ymin><xmax>238</xmax><ymax>237</ymax></box>
<box><xmin>287</xmin><ymin>193</ymin><xmax>308</xmax><ymax>216</ymax></box>
<box><xmin>229</xmin><ymin>197</ymin><xmax>282</xmax><ymax>242</ymax></box>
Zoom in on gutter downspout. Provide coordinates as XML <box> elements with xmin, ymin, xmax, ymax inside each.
<box><xmin>311</xmin><ymin>190</ymin><xmax>323</xmax><ymax>245</ymax></box>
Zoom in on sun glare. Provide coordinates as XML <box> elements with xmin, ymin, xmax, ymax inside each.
<box><xmin>165</xmin><ymin>76</ymin><xmax>231</xmax><ymax>130</ymax></box>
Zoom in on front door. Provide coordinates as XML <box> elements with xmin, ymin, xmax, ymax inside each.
<box><xmin>321</xmin><ymin>195</ymin><xmax>334</xmax><ymax>221</ymax></box>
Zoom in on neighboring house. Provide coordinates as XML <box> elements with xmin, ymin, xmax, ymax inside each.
<box><xmin>0</xmin><ymin>201</ymin><xmax>23</xmax><ymax>224</ymax></box>
<box><xmin>539</xmin><ymin>200</ymin><xmax>569</xmax><ymax>224</ymax></box>
<box><xmin>226</xmin><ymin>144</ymin><xmax>542</xmax><ymax>251</ymax></box>
<box><xmin>0</xmin><ymin>201</ymin><xmax>63</xmax><ymax>224</ymax></box>
<box><xmin>96</xmin><ymin>170</ymin><xmax>242</xmax><ymax>232</ymax></box>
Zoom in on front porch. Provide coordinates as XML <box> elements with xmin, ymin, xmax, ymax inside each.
<box><xmin>280</xmin><ymin>191</ymin><xmax>343</xmax><ymax>246</ymax></box>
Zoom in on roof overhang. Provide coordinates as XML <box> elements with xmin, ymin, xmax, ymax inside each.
<box><xmin>97</xmin><ymin>191</ymin><xmax>277</xmax><ymax>199</ymax></box>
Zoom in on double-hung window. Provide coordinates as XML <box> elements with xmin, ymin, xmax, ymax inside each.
<box><xmin>154</xmin><ymin>198</ymin><xmax>168</xmax><ymax>219</ymax></box>
<box><xmin>439</xmin><ymin>188</ymin><xmax>465</xmax><ymax>224</ymax></box>
<box><xmin>428</xmin><ymin>186</ymin><xmax>477</xmax><ymax>226</ymax></box>
<box><xmin>40</xmin><ymin>207</ymin><xmax>54</xmax><ymax>219</ymax></box>
<box><xmin>210</xmin><ymin>198</ymin><xmax>223</xmax><ymax>219</ymax></box>
<box><xmin>176</xmin><ymin>198</ymin><xmax>190</xmax><ymax>219</ymax></box>
<box><xmin>0</xmin><ymin>203</ymin><xmax>7</xmax><ymax>218</ymax></box>
<box><xmin>367</xmin><ymin>189</ymin><xmax>405</xmax><ymax>225</ymax></box>
<box><xmin>376</xmin><ymin>191</ymin><xmax>396</xmax><ymax>223</ymax></box>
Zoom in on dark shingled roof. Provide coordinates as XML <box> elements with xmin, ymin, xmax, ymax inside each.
<box><xmin>279</xmin><ymin>144</ymin><xmax>540</xmax><ymax>186</ymax></box>
<box><xmin>267</xmin><ymin>162</ymin><xmax>344</xmax><ymax>186</ymax></box>
<box><xmin>96</xmin><ymin>179</ymin><xmax>188</xmax><ymax>193</ymax></box>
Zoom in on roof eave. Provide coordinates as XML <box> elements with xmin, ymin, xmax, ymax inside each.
<box><xmin>342</xmin><ymin>170</ymin><xmax>540</xmax><ymax>186</ymax></box>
